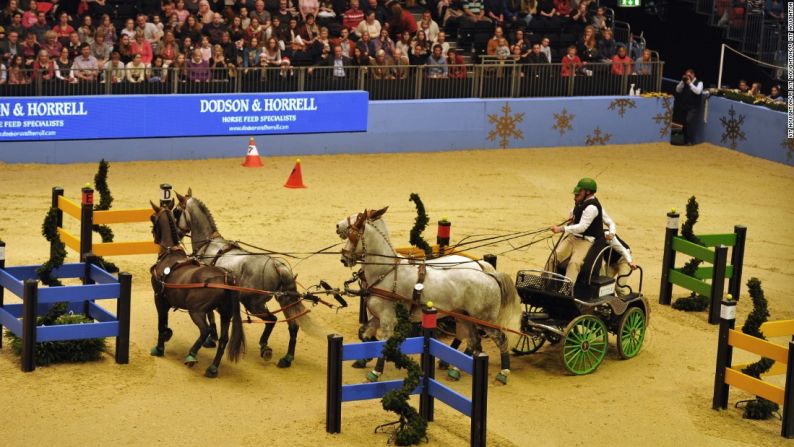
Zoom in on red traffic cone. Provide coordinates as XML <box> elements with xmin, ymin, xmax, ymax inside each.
<box><xmin>242</xmin><ymin>137</ymin><xmax>263</xmax><ymax>167</ymax></box>
<box><xmin>284</xmin><ymin>159</ymin><xmax>307</xmax><ymax>188</ymax></box>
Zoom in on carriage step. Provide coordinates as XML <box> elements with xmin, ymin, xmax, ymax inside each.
<box><xmin>527</xmin><ymin>312</ymin><xmax>550</xmax><ymax>320</ymax></box>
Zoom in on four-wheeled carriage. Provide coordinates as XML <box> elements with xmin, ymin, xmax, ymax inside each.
<box><xmin>513</xmin><ymin>245</ymin><xmax>649</xmax><ymax>375</ymax></box>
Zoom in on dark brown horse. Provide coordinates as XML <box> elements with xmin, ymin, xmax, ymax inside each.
<box><xmin>150</xmin><ymin>202</ymin><xmax>245</xmax><ymax>378</ymax></box>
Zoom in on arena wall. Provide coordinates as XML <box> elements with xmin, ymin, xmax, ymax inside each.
<box><xmin>0</xmin><ymin>96</ymin><xmax>671</xmax><ymax>164</ymax></box>
<box><xmin>699</xmin><ymin>96</ymin><xmax>792</xmax><ymax>167</ymax></box>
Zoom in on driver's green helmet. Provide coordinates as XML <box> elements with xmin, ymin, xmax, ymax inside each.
<box><xmin>573</xmin><ymin>177</ymin><xmax>598</xmax><ymax>194</ymax></box>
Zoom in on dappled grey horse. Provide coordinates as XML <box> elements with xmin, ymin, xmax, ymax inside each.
<box><xmin>175</xmin><ymin>189</ymin><xmax>315</xmax><ymax>368</ymax></box>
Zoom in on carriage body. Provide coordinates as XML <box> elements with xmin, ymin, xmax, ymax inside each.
<box><xmin>514</xmin><ymin>268</ymin><xmax>649</xmax><ymax>375</ymax></box>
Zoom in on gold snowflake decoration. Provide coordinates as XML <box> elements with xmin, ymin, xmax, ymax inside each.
<box><xmin>652</xmin><ymin>96</ymin><xmax>673</xmax><ymax>138</ymax></box>
<box><xmin>608</xmin><ymin>98</ymin><xmax>637</xmax><ymax>118</ymax></box>
<box><xmin>487</xmin><ymin>103</ymin><xmax>524</xmax><ymax>148</ymax></box>
<box><xmin>719</xmin><ymin>106</ymin><xmax>746</xmax><ymax>150</ymax></box>
<box><xmin>782</xmin><ymin>138</ymin><xmax>794</xmax><ymax>161</ymax></box>
<box><xmin>552</xmin><ymin>108</ymin><xmax>574</xmax><ymax>136</ymax></box>
<box><xmin>585</xmin><ymin>127</ymin><xmax>612</xmax><ymax>146</ymax></box>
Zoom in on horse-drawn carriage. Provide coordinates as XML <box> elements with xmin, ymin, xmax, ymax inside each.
<box><xmin>512</xmin><ymin>243</ymin><xmax>649</xmax><ymax>375</ymax></box>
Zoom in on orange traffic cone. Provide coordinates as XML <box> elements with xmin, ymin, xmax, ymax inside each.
<box><xmin>284</xmin><ymin>159</ymin><xmax>306</xmax><ymax>188</ymax></box>
<box><xmin>242</xmin><ymin>137</ymin><xmax>263</xmax><ymax>167</ymax></box>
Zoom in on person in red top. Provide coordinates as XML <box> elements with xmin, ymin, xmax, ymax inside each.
<box><xmin>342</xmin><ymin>1</ymin><xmax>365</xmax><ymax>31</ymax></box>
<box><xmin>21</xmin><ymin>0</ymin><xmax>38</xmax><ymax>29</ymax></box>
<box><xmin>130</xmin><ymin>30</ymin><xmax>153</xmax><ymax>64</ymax></box>
<box><xmin>31</xmin><ymin>49</ymin><xmax>56</xmax><ymax>81</ymax></box>
<box><xmin>447</xmin><ymin>48</ymin><xmax>466</xmax><ymax>78</ymax></box>
<box><xmin>53</xmin><ymin>12</ymin><xmax>76</xmax><ymax>45</ymax></box>
<box><xmin>610</xmin><ymin>45</ymin><xmax>632</xmax><ymax>76</ymax></box>
<box><xmin>388</xmin><ymin>3</ymin><xmax>417</xmax><ymax>39</ymax></box>
<box><xmin>560</xmin><ymin>45</ymin><xmax>582</xmax><ymax>77</ymax></box>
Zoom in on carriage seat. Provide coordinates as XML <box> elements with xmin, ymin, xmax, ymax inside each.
<box><xmin>572</xmin><ymin>237</ymin><xmax>616</xmax><ymax>300</ymax></box>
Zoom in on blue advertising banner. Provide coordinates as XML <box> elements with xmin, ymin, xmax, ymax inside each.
<box><xmin>0</xmin><ymin>91</ymin><xmax>368</xmax><ymax>141</ymax></box>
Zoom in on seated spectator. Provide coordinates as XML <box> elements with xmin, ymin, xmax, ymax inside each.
<box><xmin>579</xmin><ymin>35</ymin><xmax>598</xmax><ymax>63</ymax></box>
<box><xmin>101</xmin><ymin>51</ymin><xmax>125</xmax><ymax>83</ymax></box>
<box><xmin>228</xmin><ymin>16</ymin><xmax>246</xmax><ymax>42</ymax></box>
<box><xmin>243</xmin><ymin>36</ymin><xmax>262</xmax><ymax>67</ymax></box>
<box><xmin>419</xmin><ymin>9</ymin><xmax>440</xmax><ymax>42</ymax></box>
<box><xmin>536</xmin><ymin>0</ymin><xmax>560</xmax><ymax>27</ymax></box>
<box><xmin>461</xmin><ymin>0</ymin><xmax>492</xmax><ymax>26</ymax></box>
<box><xmin>512</xmin><ymin>29</ymin><xmax>528</xmax><ymax>53</ymax></box>
<box><xmin>438</xmin><ymin>0</ymin><xmax>465</xmax><ymax>28</ymax></box>
<box><xmin>736</xmin><ymin>79</ymin><xmax>749</xmax><ymax>93</ymax></box>
<box><xmin>410</xmin><ymin>29</ymin><xmax>430</xmax><ymax>65</ymax></box>
<box><xmin>137</xmin><ymin>14</ymin><xmax>162</xmax><ymax>45</ymax></box>
<box><xmin>539</xmin><ymin>35</ymin><xmax>551</xmax><ymax>63</ymax></box>
<box><xmin>351</xmin><ymin>44</ymin><xmax>369</xmax><ymax>65</ymax></box>
<box><xmin>72</xmin><ymin>43</ymin><xmax>99</xmax><ymax>81</ymax></box>
<box><xmin>299</xmin><ymin>0</ymin><xmax>320</xmax><ymax>21</ymax></box>
<box><xmin>171</xmin><ymin>52</ymin><xmax>189</xmax><ymax>81</ymax></box>
<box><xmin>53</xmin><ymin>12</ymin><xmax>76</xmax><ymax>45</ymax></box>
<box><xmin>210</xmin><ymin>45</ymin><xmax>230</xmax><ymax>80</ymax></box>
<box><xmin>371</xmin><ymin>48</ymin><xmax>395</xmax><ymax>79</ymax></box>
<box><xmin>5</xmin><ymin>12</ymin><xmax>24</xmax><ymax>39</ymax></box>
<box><xmin>396</xmin><ymin>30</ymin><xmax>412</xmax><ymax>56</ymax></box>
<box><xmin>90</xmin><ymin>33</ymin><xmax>113</xmax><ymax>66</ymax></box>
<box><xmin>569</xmin><ymin>1</ymin><xmax>589</xmax><ymax>35</ymax></box>
<box><xmin>21</xmin><ymin>0</ymin><xmax>37</xmax><ymax>30</ymax></box>
<box><xmin>126</xmin><ymin>52</ymin><xmax>150</xmax><ymax>82</ymax></box>
<box><xmin>749</xmin><ymin>82</ymin><xmax>762</xmax><ymax>96</ymax></box>
<box><xmin>486</xmin><ymin>25</ymin><xmax>504</xmax><ymax>56</ymax></box>
<box><xmin>374</xmin><ymin>28</ymin><xmax>394</xmax><ymax>56</ymax></box>
<box><xmin>447</xmin><ymin>47</ymin><xmax>466</xmax><ymax>78</ymax></box>
<box><xmin>187</xmin><ymin>47</ymin><xmax>211</xmax><ymax>81</ymax></box>
<box><xmin>28</xmin><ymin>11</ymin><xmax>50</xmax><ymax>43</ymax></box>
<box><xmin>78</xmin><ymin>15</ymin><xmax>96</xmax><ymax>45</ymax></box>
<box><xmin>343</xmin><ymin>1</ymin><xmax>365</xmax><ymax>31</ymax></box>
<box><xmin>246</xmin><ymin>17</ymin><xmax>266</xmax><ymax>42</ymax></box>
<box><xmin>560</xmin><ymin>44</ymin><xmax>581</xmax><ymax>77</ymax></box>
<box><xmin>363</xmin><ymin>0</ymin><xmax>389</xmax><ymax>25</ymax></box>
<box><xmin>485</xmin><ymin>0</ymin><xmax>507</xmax><ymax>27</ymax></box>
<box><xmin>299</xmin><ymin>14</ymin><xmax>320</xmax><ymax>43</ymax></box>
<box><xmin>611</xmin><ymin>45</ymin><xmax>631</xmax><ymax>76</ymax></box>
<box><xmin>55</xmin><ymin>46</ymin><xmax>77</xmax><ymax>82</ymax></box>
<box><xmin>198</xmin><ymin>35</ymin><xmax>213</xmax><ymax>61</ymax></box>
<box><xmin>310</xmin><ymin>26</ymin><xmax>332</xmax><ymax>61</ymax></box>
<box><xmin>356</xmin><ymin>30</ymin><xmax>376</xmax><ymax>57</ymax></box>
<box><xmin>178</xmin><ymin>15</ymin><xmax>203</xmax><ymax>42</ymax></box>
<box><xmin>7</xmin><ymin>54</ymin><xmax>29</xmax><ymax>84</ymax></box>
<box><xmin>426</xmin><ymin>44</ymin><xmax>448</xmax><ymax>78</ymax></box>
<box><xmin>203</xmin><ymin>13</ymin><xmax>226</xmax><ymax>45</ymax></box>
<box><xmin>434</xmin><ymin>31</ymin><xmax>450</xmax><ymax>56</ymax></box>
<box><xmin>597</xmin><ymin>28</ymin><xmax>617</xmax><ymax>61</ymax></box>
<box><xmin>198</xmin><ymin>0</ymin><xmax>215</xmax><ymax>24</ymax></box>
<box><xmin>591</xmin><ymin>6</ymin><xmax>607</xmax><ymax>32</ymax></box>
<box><xmin>39</xmin><ymin>31</ymin><xmax>61</xmax><ymax>60</ymax></box>
<box><xmin>333</xmin><ymin>27</ymin><xmax>354</xmax><ymax>57</ymax></box>
<box><xmin>316</xmin><ymin>0</ymin><xmax>337</xmax><ymax>28</ymax></box>
<box><xmin>116</xmin><ymin>34</ymin><xmax>135</xmax><ymax>63</ymax></box>
<box><xmin>97</xmin><ymin>15</ymin><xmax>117</xmax><ymax>46</ymax></box>
<box><xmin>20</xmin><ymin>32</ymin><xmax>39</xmax><ymax>66</ymax></box>
<box><xmin>554</xmin><ymin>0</ymin><xmax>572</xmax><ymax>18</ymax></box>
<box><xmin>768</xmin><ymin>84</ymin><xmax>784</xmax><ymax>102</ymax></box>
<box><xmin>321</xmin><ymin>44</ymin><xmax>350</xmax><ymax>77</ymax></box>
<box><xmin>391</xmin><ymin>46</ymin><xmax>409</xmax><ymax>79</ymax></box>
<box><xmin>175</xmin><ymin>0</ymin><xmax>192</xmax><ymax>24</ymax></box>
<box><xmin>275</xmin><ymin>0</ymin><xmax>297</xmax><ymax>24</ymax></box>
<box><xmin>66</xmin><ymin>32</ymin><xmax>84</xmax><ymax>59</ymax></box>
<box><xmin>577</xmin><ymin>25</ymin><xmax>595</xmax><ymax>54</ymax></box>
<box><xmin>765</xmin><ymin>0</ymin><xmax>784</xmax><ymax>22</ymax></box>
<box><xmin>633</xmin><ymin>48</ymin><xmax>653</xmax><ymax>75</ymax></box>
<box><xmin>160</xmin><ymin>31</ymin><xmax>181</xmax><ymax>65</ymax></box>
<box><xmin>31</xmin><ymin>49</ymin><xmax>55</xmax><ymax>81</ymax></box>
<box><xmin>131</xmin><ymin>31</ymin><xmax>154</xmax><ymax>64</ymax></box>
<box><xmin>527</xmin><ymin>42</ymin><xmax>548</xmax><ymax>64</ymax></box>
<box><xmin>356</xmin><ymin>10</ymin><xmax>381</xmax><ymax>39</ymax></box>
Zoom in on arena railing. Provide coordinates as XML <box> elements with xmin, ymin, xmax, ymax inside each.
<box><xmin>1</xmin><ymin>61</ymin><xmax>664</xmax><ymax>100</ymax></box>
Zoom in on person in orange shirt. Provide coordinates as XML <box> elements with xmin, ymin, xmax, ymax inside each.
<box><xmin>610</xmin><ymin>46</ymin><xmax>631</xmax><ymax>76</ymax></box>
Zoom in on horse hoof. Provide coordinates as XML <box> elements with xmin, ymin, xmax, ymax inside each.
<box><xmin>277</xmin><ymin>355</ymin><xmax>294</xmax><ymax>368</ymax></box>
<box><xmin>205</xmin><ymin>366</ymin><xmax>219</xmax><ymax>378</ymax></box>
<box><xmin>366</xmin><ymin>371</ymin><xmax>381</xmax><ymax>382</ymax></box>
<box><xmin>260</xmin><ymin>345</ymin><xmax>273</xmax><ymax>361</ymax></box>
<box><xmin>184</xmin><ymin>354</ymin><xmax>198</xmax><ymax>367</ymax></box>
<box><xmin>447</xmin><ymin>368</ymin><xmax>461</xmax><ymax>381</ymax></box>
<box><xmin>203</xmin><ymin>335</ymin><xmax>217</xmax><ymax>348</ymax></box>
<box><xmin>495</xmin><ymin>372</ymin><xmax>508</xmax><ymax>385</ymax></box>
<box><xmin>150</xmin><ymin>346</ymin><xmax>164</xmax><ymax>357</ymax></box>
<box><xmin>351</xmin><ymin>359</ymin><xmax>369</xmax><ymax>369</ymax></box>
<box><xmin>438</xmin><ymin>361</ymin><xmax>450</xmax><ymax>370</ymax></box>
<box><xmin>163</xmin><ymin>328</ymin><xmax>173</xmax><ymax>342</ymax></box>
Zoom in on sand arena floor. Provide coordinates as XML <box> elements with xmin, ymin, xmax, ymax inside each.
<box><xmin>0</xmin><ymin>142</ymin><xmax>792</xmax><ymax>447</ymax></box>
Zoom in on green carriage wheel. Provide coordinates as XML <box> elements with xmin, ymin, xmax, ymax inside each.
<box><xmin>617</xmin><ymin>307</ymin><xmax>646</xmax><ymax>359</ymax></box>
<box><xmin>561</xmin><ymin>315</ymin><xmax>608</xmax><ymax>375</ymax></box>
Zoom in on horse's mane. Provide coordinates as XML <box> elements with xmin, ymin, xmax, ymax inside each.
<box><xmin>166</xmin><ymin>210</ymin><xmax>180</xmax><ymax>244</ymax></box>
<box><xmin>191</xmin><ymin>197</ymin><xmax>218</xmax><ymax>233</ymax></box>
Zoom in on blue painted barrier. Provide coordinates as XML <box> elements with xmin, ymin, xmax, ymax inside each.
<box><xmin>326</xmin><ymin>306</ymin><xmax>489</xmax><ymax>447</ymax></box>
<box><xmin>0</xmin><ymin>245</ymin><xmax>132</xmax><ymax>372</ymax></box>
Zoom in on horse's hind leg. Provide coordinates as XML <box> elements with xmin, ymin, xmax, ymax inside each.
<box><xmin>206</xmin><ymin>306</ymin><xmax>232</xmax><ymax>378</ymax></box>
<box><xmin>246</xmin><ymin>297</ymin><xmax>275</xmax><ymax>361</ymax></box>
<box><xmin>185</xmin><ymin>311</ymin><xmax>210</xmax><ymax>368</ymax></box>
<box><xmin>276</xmin><ymin>321</ymin><xmax>299</xmax><ymax>368</ymax></box>
<box><xmin>448</xmin><ymin>323</ymin><xmax>478</xmax><ymax>381</ymax></box>
<box><xmin>151</xmin><ymin>295</ymin><xmax>171</xmax><ymax>357</ymax></box>
<box><xmin>203</xmin><ymin>311</ymin><xmax>218</xmax><ymax>348</ymax></box>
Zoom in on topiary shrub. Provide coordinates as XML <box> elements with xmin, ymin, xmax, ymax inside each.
<box><xmin>4</xmin><ymin>302</ymin><xmax>106</xmax><ymax>366</ymax></box>
<box><xmin>408</xmin><ymin>193</ymin><xmax>432</xmax><ymax>258</ymax></box>
<box><xmin>379</xmin><ymin>302</ymin><xmax>428</xmax><ymax>445</ymax></box>
<box><xmin>92</xmin><ymin>159</ymin><xmax>118</xmax><ymax>273</ymax></box>
<box><xmin>672</xmin><ymin>196</ymin><xmax>710</xmax><ymax>311</ymax></box>
<box><xmin>37</xmin><ymin>207</ymin><xmax>66</xmax><ymax>287</ymax></box>
<box><xmin>737</xmin><ymin>278</ymin><xmax>779</xmax><ymax>419</ymax></box>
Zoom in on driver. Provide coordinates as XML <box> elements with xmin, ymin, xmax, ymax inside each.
<box><xmin>548</xmin><ymin>178</ymin><xmax>606</xmax><ymax>284</ymax></box>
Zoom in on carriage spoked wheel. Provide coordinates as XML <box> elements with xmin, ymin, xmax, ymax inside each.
<box><xmin>561</xmin><ymin>315</ymin><xmax>608</xmax><ymax>375</ymax></box>
<box><xmin>617</xmin><ymin>307</ymin><xmax>646</xmax><ymax>359</ymax></box>
<box><xmin>512</xmin><ymin>305</ymin><xmax>546</xmax><ymax>356</ymax></box>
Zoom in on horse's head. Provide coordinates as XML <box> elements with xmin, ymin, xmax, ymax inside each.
<box><xmin>174</xmin><ymin>187</ymin><xmax>193</xmax><ymax>236</ymax></box>
<box><xmin>150</xmin><ymin>201</ymin><xmax>182</xmax><ymax>255</ymax></box>
<box><xmin>339</xmin><ymin>207</ymin><xmax>388</xmax><ymax>267</ymax></box>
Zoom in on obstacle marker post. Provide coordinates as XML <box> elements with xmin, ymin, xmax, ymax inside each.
<box><xmin>782</xmin><ymin>341</ymin><xmax>794</xmax><ymax>438</ymax></box>
<box><xmin>115</xmin><ymin>272</ymin><xmax>132</xmax><ymax>364</ymax></box>
<box><xmin>420</xmin><ymin>300</ymin><xmax>436</xmax><ymax>422</ymax></box>
<box><xmin>326</xmin><ymin>334</ymin><xmax>343</xmax><ymax>434</ymax></box>
<box><xmin>79</xmin><ymin>186</ymin><xmax>94</xmax><ymax>262</ymax></box>
<box><xmin>471</xmin><ymin>353</ymin><xmax>489</xmax><ymax>447</ymax></box>
<box><xmin>728</xmin><ymin>225</ymin><xmax>747</xmax><ymax>302</ymax></box>
<box><xmin>712</xmin><ymin>298</ymin><xmax>736</xmax><ymax>410</ymax></box>
<box><xmin>21</xmin><ymin>279</ymin><xmax>38</xmax><ymax>373</ymax></box>
<box><xmin>51</xmin><ymin>187</ymin><xmax>64</xmax><ymax>259</ymax></box>
<box><xmin>159</xmin><ymin>183</ymin><xmax>173</xmax><ymax>209</ymax></box>
<box><xmin>659</xmin><ymin>210</ymin><xmax>679</xmax><ymax>305</ymax></box>
<box><xmin>437</xmin><ymin>219</ymin><xmax>451</xmax><ymax>254</ymax></box>
<box><xmin>708</xmin><ymin>246</ymin><xmax>729</xmax><ymax>325</ymax></box>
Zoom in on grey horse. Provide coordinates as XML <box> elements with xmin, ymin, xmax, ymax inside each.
<box><xmin>174</xmin><ymin>188</ymin><xmax>314</xmax><ymax>368</ymax></box>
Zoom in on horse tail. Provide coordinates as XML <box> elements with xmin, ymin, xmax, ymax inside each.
<box><xmin>494</xmin><ymin>272</ymin><xmax>522</xmax><ymax>348</ymax></box>
<box><xmin>275</xmin><ymin>262</ymin><xmax>324</xmax><ymax>338</ymax></box>
<box><xmin>227</xmin><ymin>290</ymin><xmax>246</xmax><ymax>362</ymax></box>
